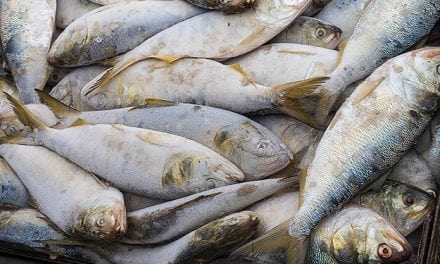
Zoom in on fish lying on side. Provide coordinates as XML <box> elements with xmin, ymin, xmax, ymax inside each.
<box><xmin>4</xmin><ymin>93</ymin><xmax>244</xmax><ymax>200</ymax></box>
<box><xmin>315</xmin><ymin>0</ymin><xmax>371</xmax><ymax>40</ymax></box>
<box><xmin>270</xmin><ymin>16</ymin><xmax>342</xmax><ymax>49</ymax></box>
<box><xmin>81</xmin><ymin>57</ymin><xmax>328</xmax><ymax>129</ymax></box>
<box><xmin>226</xmin><ymin>43</ymin><xmax>338</xmax><ymax>87</ymax></box>
<box><xmin>0</xmin><ymin>144</ymin><xmax>127</xmax><ymax>241</ymax></box>
<box><xmin>92</xmin><ymin>211</ymin><xmax>259</xmax><ymax>264</ymax></box>
<box><xmin>0</xmin><ymin>208</ymin><xmax>109</xmax><ymax>263</ymax></box>
<box><xmin>422</xmin><ymin>112</ymin><xmax>440</xmax><ymax>184</ymax></box>
<box><xmin>0</xmin><ymin>0</ymin><xmax>56</xmax><ymax>103</ymax></box>
<box><xmin>183</xmin><ymin>0</ymin><xmax>255</xmax><ymax>14</ymax></box>
<box><xmin>389</xmin><ymin>150</ymin><xmax>437</xmax><ymax>196</ymax></box>
<box><xmin>310</xmin><ymin>0</ymin><xmax>440</xmax><ymax>125</ymax></box>
<box><xmin>38</xmin><ymin>91</ymin><xmax>292</xmax><ymax>180</ymax></box>
<box><xmin>49</xmin><ymin>1</ymin><xmax>206</xmax><ymax>67</ymax></box>
<box><xmin>56</xmin><ymin>0</ymin><xmax>100</xmax><ymax>29</ymax></box>
<box><xmin>302</xmin><ymin>0</ymin><xmax>332</xmax><ymax>16</ymax></box>
<box><xmin>0</xmin><ymin>157</ymin><xmax>29</xmax><ymax>208</ymax></box>
<box><xmin>124</xmin><ymin>177</ymin><xmax>296</xmax><ymax>244</ymax></box>
<box><xmin>123</xmin><ymin>193</ymin><xmax>164</xmax><ymax>212</ymax></box>
<box><xmin>80</xmin><ymin>0</ymin><xmax>312</xmax><ymax>94</ymax></box>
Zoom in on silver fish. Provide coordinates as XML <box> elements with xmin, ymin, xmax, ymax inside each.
<box><xmin>422</xmin><ymin>112</ymin><xmax>440</xmax><ymax>185</ymax></box>
<box><xmin>183</xmin><ymin>0</ymin><xmax>255</xmax><ymax>14</ymax></box>
<box><xmin>56</xmin><ymin>0</ymin><xmax>100</xmax><ymax>29</ymax></box>
<box><xmin>0</xmin><ymin>157</ymin><xmax>28</xmax><ymax>208</ymax></box>
<box><xmin>123</xmin><ymin>192</ymin><xmax>164</xmax><ymax>212</ymax></box>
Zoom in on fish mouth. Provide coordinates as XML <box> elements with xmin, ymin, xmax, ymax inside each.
<box><xmin>383</xmin><ymin>231</ymin><xmax>412</xmax><ymax>263</ymax></box>
<box><xmin>255</xmin><ymin>153</ymin><xmax>291</xmax><ymax>177</ymax></box>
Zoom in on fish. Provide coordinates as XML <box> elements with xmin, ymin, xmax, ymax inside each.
<box><xmin>270</xmin><ymin>16</ymin><xmax>342</xmax><ymax>49</ymax></box>
<box><xmin>183</xmin><ymin>0</ymin><xmax>255</xmax><ymax>14</ymax></box>
<box><xmin>0</xmin><ymin>0</ymin><xmax>56</xmax><ymax>103</ymax></box>
<box><xmin>49</xmin><ymin>1</ymin><xmax>205</xmax><ymax>67</ymax></box>
<box><xmin>123</xmin><ymin>192</ymin><xmax>164</xmax><ymax>212</ymax></box>
<box><xmin>0</xmin><ymin>157</ymin><xmax>29</xmax><ymax>208</ymax></box>
<box><xmin>92</xmin><ymin>211</ymin><xmax>259</xmax><ymax>264</ymax></box>
<box><xmin>0</xmin><ymin>76</ymin><xmax>20</xmax><ymax>113</ymax></box>
<box><xmin>81</xmin><ymin>57</ymin><xmax>328</xmax><ymax>130</ymax></box>
<box><xmin>302</xmin><ymin>0</ymin><xmax>332</xmax><ymax>16</ymax></box>
<box><xmin>422</xmin><ymin>112</ymin><xmax>440</xmax><ymax>185</ymax></box>
<box><xmin>88</xmin><ymin>0</ymin><xmax>129</xmax><ymax>4</ymax></box>
<box><xmin>309</xmin><ymin>0</ymin><xmax>440</xmax><ymax>125</ymax></box>
<box><xmin>289</xmin><ymin>47</ymin><xmax>440</xmax><ymax>241</ymax></box>
<box><xmin>389</xmin><ymin>150</ymin><xmax>437</xmax><ymax>196</ymax></box>
<box><xmin>4</xmin><ymin>93</ymin><xmax>244</xmax><ymax>200</ymax></box>
<box><xmin>50</xmin><ymin>65</ymin><xmax>108</xmax><ymax>111</ymax></box>
<box><xmin>38</xmin><ymin>92</ymin><xmax>292</xmax><ymax>180</ymax></box>
<box><xmin>357</xmin><ymin>180</ymin><xmax>435</xmax><ymax>236</ymax></box>
<box><xmin>0</xmin><ymin>144</ymin><xmax>127</xmax><ymax>241</ymax></box>
<box><xmin>80</xmin><ymin>0</ymin><xmax>312</xmax><ymax>94</ymax></box>
<box><xmin>0</xmin><ymin>208</ymin><xmax>109</xmax><ymax>263</ymax></box>
<box><xmin>123</xmin><ymin>177</ymin><xmax>296</xmax><ymax>244</ymax></box>
<box><xmin>46</xmin><ymin>67</ymin><xmax>73</xmax><ymax>86</ymax></box>
<box><xmin>226</xmin><ymin>43</ymin><xmax>338</xmax><ymax>87</ymax></box>
<box><xmin>304</xmin><ymin>206</ymin><xmax>412</xmax><ymax>264</ymax></box>
<box><xmin>56</xmin><ymin>0</ymin><xmax>100</xmax><ymax>29</ymax></box>
<box><xmin>315</xmin><ymin>0</ymin><xmax>371</xmax><ymax>40</ymax></box>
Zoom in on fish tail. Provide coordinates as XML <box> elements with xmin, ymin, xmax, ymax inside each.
<box><xmin>271</xmin><ymin>76</ymin><xmax>329</xmax><ymax>130</ymax></box>
<box><xmin>36</xmin><ymin>90</ymin><xmax>79</xmax><ymax>119</ymax></box>
<box><xmin>3</xmin><ymin>92</ymin><xmax>48</xmax><ymax>130</ymax></box>
<box><xmin>230</xmin><ymin>219</ymin><xmax>308</xmax><ymax>264</ymax></box>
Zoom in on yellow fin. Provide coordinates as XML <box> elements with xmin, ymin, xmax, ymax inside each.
<box><xmin>272</xmin><ymin>77</ymin><xmax>329</xmax><ymax>130</ymax></box>
<box><xmin>277</xmin><ymin>50</ymin><xmax>317</xmax><ymax>56</ymax></box>
<box><xmin>136</xmin><ymin>132</ymin><xmax>170</xmax><ymax>147</ymax></box>
<box><xmin>3</xmin><ymin>92</ymin><xmax>47</xmax><ymax>130</ymax></box>
<box><xmin>68</xmin><ymin>118</ymin><xmax>88</xmax><ymax>127</ymax></box>
<box><xmin>228</xmin><ymin>64</ymin><xmax>255</xmax><ymax>85</ymax></box>
<box><xmin>146</xmin><ymin>55</ymin><xmax>181</xmax><ymax>64</ymax></box>
<box><xmin>351</xmin><ymin>75</ymin><xmax>385</xmax><ymax>105</ymax></box>
<box><xmin>231</xmin><ymin>219</ymin><xmax>307</xmax><ymax>264</ymax></box>
<box><xmin>36</xmin><ymin>90</ymin><xmax>79</xmax><ymax>119</ymax></box>
<box><xmin>298</xmin><ymin>166</ymin><xmax>308</xmax><ymax>208</ymax></box>
<box><xmin>336</xmin><ymin>39</ymin><xmax>348</xmax><ymax>67</ymax></box>
<box><xmin>129</xmin><ymin>99</ymin><xmax>176</xmax><ymax>111</ymax></box>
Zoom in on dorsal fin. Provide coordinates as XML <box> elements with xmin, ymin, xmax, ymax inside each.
<box><xmin>129</xmin><ymin>99</ymin><xmax>176</xmax><ymax>111</ymax></box>
<box><xmin>36</xmin><ymin>90</ymin><xmax>79</xmax><ymax>119</ymax></box>
<box><xmin>68</xmin><ymin>118</ymin><xmax>88</xmax><ymax>127</ymax></box>
<box><xmin>3</xmin><ymin>92</ymin><xmax>47</xmax><ymax>130</ymax></box>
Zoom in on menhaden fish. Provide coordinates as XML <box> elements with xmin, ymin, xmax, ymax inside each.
<box><xmin>92</xmin><ymin>211</ymin><xmax>259</xmax><ymax>264</ymax></box>
<box><xmin>49</xmin><ymin>1</ymin><xmax>205</xmax><ymax>67</ymax></box>
<box><xmin>81</xmin><ymin>57</ymin><xmax>327</xmax><ymax>129</ymax></box>
<box><xmin>0</xmin><ymin>0</ymin><xmax>56</xmax><ymax>103</ymax></box>
<box><xmin>183</xmin><ymin>0</ymin><xmax>255</xmax><ymax>14</ymax></box>
<box><xmin>270</xmin><ymin>16</ymin><xmax>342</xmax><ymax>49</ymax></box>
<box><xmin>56</xmin><ymin>0</ymin><xmax>100</xmax><ymax>29</ymax></box>
<box><xmin>0</xmin><ymin>144</ymin><xmax>126</xmax><ymax>241</ymax></box>
<box><xmin>81</xmin><ymin>0</ymin><xmax>312</xmax><ymax>94</ymax></box>
<box><xmin>38</xmin><ymin>92</ymin><xmax>292</xmax><ymax>180</ymax></box>
<box><xmin>4</xmin><ymin>93</ymin><xmax>243</xmax><ymax>200</ymax></box>
<box><xmin>0</xmin><ymin>157</ymin><xmax>29</xmax><ymax>208</ymax></box>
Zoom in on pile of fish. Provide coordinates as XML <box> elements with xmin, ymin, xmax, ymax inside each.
<box><xmin>0</xmin><ymin>0</ymin><xmax>439</xmax><ymax>263</ymax></box>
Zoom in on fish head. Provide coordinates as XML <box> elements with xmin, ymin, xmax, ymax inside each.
<box><xmin>295</xmin><ymin>17</ymin><xmax>342</xmax><ymax>49</ymax></box>
<box><xmin>213</xmin><ymin>122</ymin><xmax>292</xmax><ymax>179</ymax></box>
<box><xmin>330</xmin><ymin>207</ymin><xmax>411</xmax><ymax>263</ymax></box>
<box><xmin>75</xmin><ymin>202</ymin><xmax>127</xmax><ymax>241</ymax></box>
<box><xmin>162</xmin><ymin>152</ymin><xmax>244</xmax><ymax>194</ymax></box>
<box><xmin>391</xmin><ymin>47</ymin><xmax>440</xmax><ymax>113</ymax></box>
<box><xmin>82</xmin><ymin>89</ymin><xmax>121</xmax><ymax>110</ymax></box>
<box><xmin>50</xmin><ymin>81</ymin><xmax>73</xmax><ymax>107</ymax></box>
<box><xmin>361</xmin><ymin>181</ymin><xmax>435</xmax><ymax>236</ymax></box>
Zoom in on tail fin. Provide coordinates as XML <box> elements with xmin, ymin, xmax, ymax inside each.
<box><xmin>230</xmin><ymin>219</ymin><xmax>307</xmax><ymax>264</ymax></box>
<box><xmin>3</xmin><ymin>93</ymin><xmax>47</xmax><ymax>130</ymax></box>
<box><xmin>272</xmin><ymin>77</ymin><xmax>330</xmax><ymax>130</ymax></box>
<box><xmin>36</xmin><ymin>90</ymin><xmax>79</xmax><ymax>119</ymax></box>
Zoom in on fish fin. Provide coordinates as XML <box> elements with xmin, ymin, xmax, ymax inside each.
<box><xmin>3</xmin><ymin>92</ymin><xmax>48</xmax><ymax>130</ymax></box>
<box><xmin>147</xmin><ymin>55</ymin><xmax>181</xmax><ymax>64</ymax></box>
<box><xmin>228</xmin><ymin>64</ymin><xmax>255</xmax><ymax>85</ymax></box>
<box><xmin>68</xmin><ymin>118</ymin><xmax>88</xmax><ymax>127</ymax></box>
<box><xmin>272</xmin><ymin>77</ymin><xmax>329</xmax><ymax>130</ymax></box>
<box><xmin>136</xmin><ymin>132</ymin><xmax>170</xmax><ymax>147</ymax></box>
<box><xmin>231</xmin><ymin>219</ymin><xmax>307</xmax><ymax>264</ymax></box>
<box><xmin>128</xmin><ymin>99</ymin><xmax>176</xmax><ymax>111</ymax></box>
<box><xmin>277</xmin><ymin>50</ymin><xmax>317</xmax><ymax>56</ymax></box>
<box><xmin>36</xmin><ymin>90</ymin><xmax>79</xmax><ymax>119</ymax></box>
<box><xmin>277</xmin><ymin>176</ymin><xmax>299</xmax><ymax>186</ymax></box>
<box><xmin>98</xmin><ymin>56</ymin><xmax>120</xmax><ymax>67</ymax></box>
<box><xmin>351</xmin><ymin>75</ymin><xmax>385</xmax><ymax>105</ymax></box>
<box><xmin>89</xmin><ymin>173</ymin><xmax>109</xmax><ymax>190</ymax></box>
<box><xmin>335</xmin><ymin>39</ymin><xmax>348</xmax><ymax>67</ymax></box>
<box><xmin>298</xmin><ymin>166</ymin><xmax>309</xmax><ymax>208</ymax></box>
<box><xmin>0</xmin><ymin>135</ymin><xmax>35</xmax><ymax>145</ymax></box>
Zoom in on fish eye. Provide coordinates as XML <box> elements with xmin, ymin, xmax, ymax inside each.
<box><xmin>96</xmin><ymin>218</ymin><xmax>106</xmax><ymax>227</ymax></box>
<box><xmin>315</xmin><ymin>28</ymin><xmax>326</xmax><ymax>39</ymax></box>
<box><xmin>97</xmin><ymin>94</ymin><xmax>107</xmax><ymax>109</ymax></box>
<box><xmin>378</xmin><ymin>243</ymin><xmax>393</xmax><ymax>259</ymax></box>
<box><xmin>436</xmin><ymin>65</ymin><xmax>440</xmax><ymax>75</ymax></box>
<box><xmin>427</xmin><ymin>189</ymin><xmax>437</xmax><ymax>197</ymax></box>
<box><xmin>403</xmin><ymin>193</ymin><xmax>415</xmax><ymax>206</ymax></box>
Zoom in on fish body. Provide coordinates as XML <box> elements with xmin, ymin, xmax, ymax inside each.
<box><xmin>5</xmin><ymin>95</ymin><xmax>244</xmax><ymax>200</ymax></box>
<box><xmin>183</xmin><ymin>0</ymin><xmax>256</xmax><ymax>14</ymax></box>
<box><xmin>313</xmin><ymin>0</ymin><xmax>440</xmax><ymax>123</ymax></box>
<box><xmin>422</xmin><ymin>112</ymin><xmax>440</xmax><ymax>184</ymax></box>
<box><xmin>81</xmin><ymin>0</ymin><xmax>312</xmax><ymax>93</ymax></box>
<box><xmin>227</xmin><ymin>43</ymin><xmax>338</xmax><ymax>86</ymax></box>
<box><xmin>305</xmin><ymin>206</ymin><xmax>412</xmax><ymax>264</ymax></box>
<box><xmin>124</xmin><ymin>177</ymin><xmax>295</xmax><ymax>244</ymax></box>
<box><xmin>302</xmin><ymin>0</ymin><xmax>332</xmax><ymax>16</ymax></box>
<box><xmin>40</xmin><ymin>94</ymin><xmax>292</xmax><ymax>180</ymax></box>
<box><xmin>315</xmin><ymin>0</ymin><xmax>371</xmax><ymax>40</ymax></box>
<box><xmin>123</xmin><ymin>192</ymin><xmax>164</xmax><ymax>212</ymax></box>
<box><xmin>389</xmin><ymin>150</ymin><xmax>437</xmax><ymax>196</ymax></box>
<box><xmin>0</xmin><ymin>144</ymin><xmax>126</xmax><ymax>241</ymax></box>
<box><xmin>0</xmin><ymin>208</ymin><xmax>109</xmax><ymax>263</ymax></box>
<box><xmin>0</xmin><ymin>157</ymin><xmax>28</xmax><ymax>208</ymax></box>
<box><xmin>93</xmin><ymin>211</ymin><xmax>259</xmax><ymax>264</ymax></box>
<box><xmin>0</xmin><ymin>0</ymin><xmax>56</xmax><ymax>103</ymax></box>
<box><xmin>270</xmin><ymin>16</ymin><xmax>342</xmax><ymax>49</ymax></box>
<box><xmin>50</xmin><ymin>1</ymin><xmax>205</xmax><ymax>67</ymax></box>
<box><xmin>289</xmin><ymin>48</ymin><xmax>440</xmax><ymax>239</ymax></box>
<box><xmin>56</xmin><ymin>0</ymin><xmax>100</xmax><ymax>29</ymax></box>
